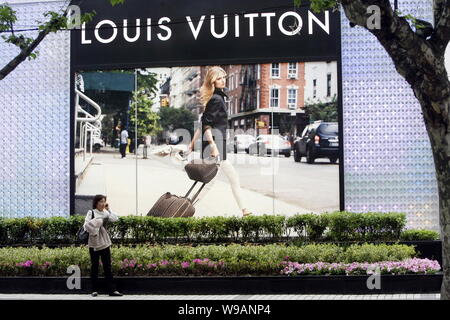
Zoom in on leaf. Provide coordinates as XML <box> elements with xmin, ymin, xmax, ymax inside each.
<box><xmin>110</xmin><ymin>0</ymin><xmax>125</xmax><ymax>6</ymax></box>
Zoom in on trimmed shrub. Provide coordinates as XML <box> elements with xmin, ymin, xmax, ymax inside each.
<box><xmin>0</xmin><ymin>212</ymin><xmax>432</xmax><ymax>245</ymax></box>
<box><xmin>400</xmin><ymin>229</ymin><xmax>440</xmax><ymax>241</ymax></box>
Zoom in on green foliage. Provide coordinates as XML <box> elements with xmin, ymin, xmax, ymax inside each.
<box><xmin>0</xmin><ymin>243</ymin><xmax>417</xmax><ymax>277</ymax></box>
<box><xmin>128</xmin><ymin>69</ymin><xmax>163</xmax><ymax>138</ymax></box>
<box><xmin>294</xmin><ymin>0</ymin><xmax>338</xmax><ymax>13</ymax></box>
<box><xmin>0</xmin><ymin>5</ymin><xmax>16</xmax><ymax>32</ymax></box>
<box><xmin>158</xmin><ymin>106</ymin><xmax>197</xmax><ymax>137</ymax></box>
<box><xmin>342</xmin><ymin>243</ymin><xmax>416</xmax><ymax>263</ymax></box>
<box><xmin>304</xmin><ymin>96</ymin><xmax>338</xmax><ymax>122</ymax></box>
<box><xmin>400</xmin><ymin>229</ymin><xmax>440</xmax><ymax>241</ymax></box>
<box><xmin>323</xmin><ymin>211</ymin><xmax>406</xmax><ymax>242</ymax></box>
<box><xmin>0</xmin><ymin>212</ymin><xmax>429</xmax><ymax>245</ymax></box>
<box><xmin>110</xmin><ymin>0</ymin><xmax>126</xmax><ymax>6</ymax></box>
<box><xmin>0</xmin><ymin>3</ymin><xmax>95</xmax><ymax>63</ymax></box>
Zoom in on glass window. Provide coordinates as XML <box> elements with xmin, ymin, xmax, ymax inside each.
<box><xmin>256</xmin><ymin>88</ymin><xmax>260</xmax><ymax>108</ymax></box>
<box><xmin>270</xmin><ymin>88</ymin><xmax>279</xmax><ymax>107</ymax></box>
<box><xmin>327</xmin><ymin>73</ymin><xmax>332</xmax><ymax>97</ymax></box>
<box><xmin>271</xmin><ymin>63</ymin><xmax>280</xmax><ymax>78</ymax></box>
<box><xmin>288</xmin><ymin>63</ymin><xmax>297</xmax><ymax>78</ymax></box>
<box><xmin>313</xmin><ymin>79</ymin><xmax>317</xmax><ymax>98</ymax></box>
<box><xmin>288</xmin><ymin>88</ymin><xmax>297</xmax><ymax>109</ymax></box>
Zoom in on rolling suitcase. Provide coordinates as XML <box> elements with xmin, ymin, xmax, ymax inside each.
<box><xmin>147</xmin><ymin>155</ymin><xmax>220</xmax><ymax>217</ymax></box>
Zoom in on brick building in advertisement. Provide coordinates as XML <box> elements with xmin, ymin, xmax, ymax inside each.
<box><xmin>160</xmin><ymin>62</ymin><xmax>336</xmax><ymax>139</ymax></box>
<box><xmin>222</xmin><ymin>62</ymin><xmax>311</xmax><ymax>139</ymax></box>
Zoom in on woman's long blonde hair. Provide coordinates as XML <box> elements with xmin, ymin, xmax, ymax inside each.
<box><xmin>200</xmin><ymin>66</ymin><xmax>227</xmax><ymax>106</ymax></box>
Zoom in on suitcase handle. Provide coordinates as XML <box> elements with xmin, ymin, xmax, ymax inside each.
<box><xmin>185</xmin><ymin>180</ymin><xmax>206</xmax><ymax>203</ymax></box>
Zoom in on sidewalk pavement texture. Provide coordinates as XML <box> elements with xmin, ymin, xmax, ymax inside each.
<box><xmin>0</xmin><ymin>294</ymin><xmax>441</xmax><ymax>300</ymax></box>
<box><xmin>76</xmin><ymin>146</ymin><xmax>314</xmax><ymax>217</ymax></box>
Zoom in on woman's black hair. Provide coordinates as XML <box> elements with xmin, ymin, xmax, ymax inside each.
<box><xmin>92</xmin><ymin>194</ymin><xmax>106</xmax><ymax>209</ymax></box>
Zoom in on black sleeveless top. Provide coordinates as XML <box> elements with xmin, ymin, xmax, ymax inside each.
<box><xmin>200</xmin><ymin>88</ymin><xmax>228</xmax><ymax>160</ymax></box>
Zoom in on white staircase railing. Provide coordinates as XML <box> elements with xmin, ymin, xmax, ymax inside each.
<box><xmin>75</xmin><ymin>89</ymin><xmax>102</xmax><ymax>161</ymax></box>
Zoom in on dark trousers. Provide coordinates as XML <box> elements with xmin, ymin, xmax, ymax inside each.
<box><xmin>120</xmin><ymin>143</ymin><xmax>127</xmax><ymax>158</ymax></box>
<box><xmin>89</xmin><ymin>247</ymin><xmax>116</xmax><ymax>293</ymax></box>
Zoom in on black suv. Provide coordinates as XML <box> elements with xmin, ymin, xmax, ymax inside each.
<box><xmin>294</xmin><ymin>121</ymin><xmax>339</xmax><ymax>164</ymax></box>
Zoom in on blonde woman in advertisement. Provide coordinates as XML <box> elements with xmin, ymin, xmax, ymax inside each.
<box><xmin>187</xmin><ymin>66</ymin><xmax>252</xmax><ymax>217</ymax></box>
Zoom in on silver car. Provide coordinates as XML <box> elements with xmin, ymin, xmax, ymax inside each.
<box><xmin>248</xmin><ymin>134</ymin><xmax>292</xmax><ymax>157</ymax></box>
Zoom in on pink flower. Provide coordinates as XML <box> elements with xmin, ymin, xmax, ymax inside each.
<box><xmin>181</xmin><ymin>262</ymin><xmax>190</xmax><ymax>269</ymax></box>
<box><xmin>160</xmin><ymin>260</ymin><xmax>169</xmax><ymax>266</ymax></box>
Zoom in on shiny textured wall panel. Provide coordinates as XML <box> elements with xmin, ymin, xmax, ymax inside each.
<box><xmin>0</xmin><ymin>0</ymin><xmax>70</xmax><ymax>218</ymax></box>
<box><xmin>341</xmin><ymin>0</ymin><xmax>439</xmax><ymax>230</ymax></box>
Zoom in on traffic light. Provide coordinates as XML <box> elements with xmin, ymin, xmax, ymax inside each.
<box><xmin>256</xmin><ymin>120</ymin><xmax>266</xmax><ymax>128</ymax></box>
<box><xmin>161</xmin><ymin>98</ymin><xmax>169</xmax><ymax>107</ymax></box>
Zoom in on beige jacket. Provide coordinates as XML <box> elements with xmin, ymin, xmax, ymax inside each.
<box><xmin>83</xmin><ymin>209</ymin><xmax>119</xmax><ymax>251</ymax></box>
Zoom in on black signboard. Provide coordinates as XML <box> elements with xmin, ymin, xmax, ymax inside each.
<box><xmin>70</xmin><ymin>0</ymin><xmax>340</xmax><ymax>70</ymax></box>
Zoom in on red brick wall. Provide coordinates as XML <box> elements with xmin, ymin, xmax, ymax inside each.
<box><xmin>258</xmin><ymin>62</ymin><xmax>305</xmax><ymax>109</ymax></box>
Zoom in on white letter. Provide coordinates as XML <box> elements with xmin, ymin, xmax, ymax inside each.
<box><xmin>308</xmin><ymin>10</ymin><xmax>329</xmax><ymax>34</ymax></box>
<box><xmin>210</xmin><ymin>15</ymin><xmax>228</xmax><ymax>39</ymax></box>
<box><xmin>366</xmin><ymin>267</ymin><xmax>381</xmax><ymax>290</ymax></box>
<box><xmin>278</xmin><ymin>11</ymin><xmax>302</xmax><ymax>36</ymax></box>
<box><xmin>244</xmin><ymin>13</ymin><xmax>259</xmax><ymax>37</ymax></box>
<box><xmin>147</xmin><ymin>18</ymin><xmax>151</xmax><ymax>41</ymax></box>
<box><xmin>81</xmin><ymin>22</ymin><xmax>92</xmax><ymax>44</ymax></box>
<box><xmin>261</xmin><ymin>12</ymin><xmax>276</xmax><ymax>36</ymax></box>
<box><xmin>94</xmin><ymin>20</ymin><xmax>118</xmax><ymax>44</ymax></box>
<box><xmin>186</xmin><ymin>15</ymin><xmax>205</xmax><ymax>40</ymax></box>
<box><xmin>67</xmin><ymin>5</ymin><xmax>81</xmax><ymax>30</ymax></box>
<box><xmin>66</xmin><ymin>265</ymin><xmax>81</xmax><ymax>290</ymax></box>
<box><xmin>367</xmin><ymin>5</ymin><xmax>381</xmax><ymax>30</ymax></box>
<box><xmin>123</xmin><ymin>19</ymin><xmax>140</xmax><ymax>42</ymax></box>
<box><xmin>157</xmin><ymin>17</ymin><xmax>172</xmax><ymax>41</ymax></box>
<box><xmin>234</xmin><ymin>14</ymin><xmax>240</xmax><ymax>37</ymax></box>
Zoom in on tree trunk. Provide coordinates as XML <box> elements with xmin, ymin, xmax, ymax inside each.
<box><xmin>417</xmin><ymin>93</ymin><xmax>450</xmax><ymax>300</ymax></box>
<box><xmin>340</xmin><ymin>0</ymin><xmax>450</xmax><ymax>299</ymax></box>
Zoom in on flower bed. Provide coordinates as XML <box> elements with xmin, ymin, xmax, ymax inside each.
<box><xmin>280</xmin><ymin>258</ymin><xmax>441</xmax><ymax>276</ymax></box>
<box><xmin>0</xmin><ymin>243</ymin><xmax>431</xmax><ymax>277</ymax></box>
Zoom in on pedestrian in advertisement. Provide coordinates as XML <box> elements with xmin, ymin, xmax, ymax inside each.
<box><xmin>83</xmin><ymin>194</ymin><xmax>123</xmax><ymax>297</ymax></box>
<box><xmin>187</xmin><ymin>66</ymin><xmax>252</xmax><ymax>217</ymax></box>
<box><xmin>119</xmin><ymin>127</ymin><xmax>128</xmax><ymax>158</ymax></box>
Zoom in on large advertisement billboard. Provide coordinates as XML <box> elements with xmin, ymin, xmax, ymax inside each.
<box><xmin>71</xmin><ymin>0</ymin><xmax>342</xmax><ymax>217</ymax></box>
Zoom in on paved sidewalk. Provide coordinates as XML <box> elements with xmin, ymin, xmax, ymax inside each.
<box><xmin>77</xmin><ymin>147</ymin><xmax>314</xmax><ymax>217</ymax></box>
<box><xmin>0</xmin><ymin>293</ymin><xmax>441</xmax><ymax>300</ymax></box>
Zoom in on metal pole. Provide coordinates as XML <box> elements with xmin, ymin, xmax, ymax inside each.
<box><xmin>135</xmin><ymin>69</ymin><xmax>139</xmax><ymax>216</ymax></box>
<box><xmin>83</xmin><ymin>124</ymin><xmax>87</xmax><ymax>162</ymax></box>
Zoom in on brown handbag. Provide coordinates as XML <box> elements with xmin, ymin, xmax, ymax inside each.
<box><xmin>184</xmin><ymin>158</ymin><xmax>219</xmax><ymax>183</ymax></box>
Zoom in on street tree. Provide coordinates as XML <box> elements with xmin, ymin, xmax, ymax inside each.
<box><xmin>305</xmin><ymin>95</ymin><xmax>338</xmax><ymax>122</ymax></box>
<box><xmin>297</xmin><ymin>0</ymin><xmax>450</xmax><ymax>299</ymax></box>
<box><xmin>130</xmin><ymin>70</ymin><xmax>162</xmax><ymax>139</ymax></box>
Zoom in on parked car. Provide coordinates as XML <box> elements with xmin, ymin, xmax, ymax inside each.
<box><xmin>232</xmin><ymin>134</ymin><xmax>256</xmax><ymax>153</ymax></box>
<box><xmin>92</xmin><ymin>137</ymin><xmax>105</xmax><ymax>151</ymax></box>
<box><xmin>294</xmin><ymin>121</ymin><xmax>339</xmax><ymax>164</ymax></box>
<box><xmin>248</xmin><ymin>134</ymin><xmax>291</xmax><ymax>157</ymax></box>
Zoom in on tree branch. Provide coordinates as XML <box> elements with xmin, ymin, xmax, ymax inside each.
<box><xmin>430</xmin><ymin>0</ymin><xmax>450</xmax><ymax>55</ymax></box>
<box><xmin>0</xmin><ymin>26</ymin><xmax>51</xmax><ymax>80</ymax></box>
<box><xmin>341</xmin><ymin>0</ymin><xmax>446</xmax><ymax>93</ymax></box>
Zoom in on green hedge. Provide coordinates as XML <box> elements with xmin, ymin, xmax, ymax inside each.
<box><xmin>0</xmin><ymin>243</ymin><xmax>417</xmax><ymax>277</ymax></box>
<box><xmin>0</xmin><ymin>212</ymin><xmax>439</xmax><ymax>245</ymax></box>
<box><xmin>399</xmin><ymin>229</ymin><xmax>440</xmax><ymax>241</ymax></box>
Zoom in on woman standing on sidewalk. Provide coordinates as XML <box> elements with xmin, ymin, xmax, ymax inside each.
<box><xmin>83</xmin><ymin>194</ymin><xmax>123</xmax><ymax>297</ymax></box>
<box><xmin>187</xmin><ymin>66</ymin><xmax>252</xmax><ymax>217</ymax></box>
